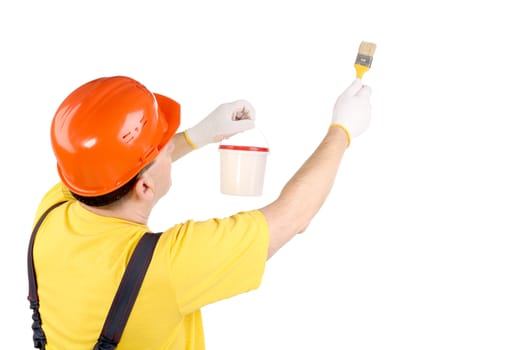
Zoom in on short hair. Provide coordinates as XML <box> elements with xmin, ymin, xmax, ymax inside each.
<box><xmin>71</xmin><ymin>163</ymin><xmax>153</xmax><ymax>207</ymax></box>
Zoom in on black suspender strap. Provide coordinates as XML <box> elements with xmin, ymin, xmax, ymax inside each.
<box><xmin>28</xmin><ymin>200</ymin><xmax>162</xmax><ymax>350</ymax></box>
<box><xmin>93</xmin><ymin>232</ymin><xmax>161</xmax><ymax>350</ymax></box>
<box><xmin>27</xmin><ymin>201</ymin><xmax>67</xmax><ymax>350</ymax></box>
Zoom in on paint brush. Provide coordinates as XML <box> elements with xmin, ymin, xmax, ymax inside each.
<box><xmin>354</xmin><ymin>41</ymin><xmax>376</xmax><ymax>79</ymax></box>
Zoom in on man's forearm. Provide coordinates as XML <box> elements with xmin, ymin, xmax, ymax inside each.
<box><xmin>170</xmin><ymin>132</ymin><xmax>195</xmax><ymax>162</ymax></box>
<box><xmin>261</xmin><ymin>126</ymin><xmax>348</xmax><ymax>257</ymax></box>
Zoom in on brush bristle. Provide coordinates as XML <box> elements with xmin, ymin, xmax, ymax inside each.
<box><xmin>358</xmin><ymin>41</ymin><xmax>376</xmax><ymax>57</ymax></box>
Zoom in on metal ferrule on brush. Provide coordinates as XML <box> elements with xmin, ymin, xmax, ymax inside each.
<box><xmin>355</xmin><ymin>54</ymin><xmax>373</xmax><ymax>68</ymax></box>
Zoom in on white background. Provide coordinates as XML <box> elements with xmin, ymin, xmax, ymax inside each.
<box><xmin>1</xmin><ymin>1</ymin><xmax>524</xmax><ymax>349</ymax></box>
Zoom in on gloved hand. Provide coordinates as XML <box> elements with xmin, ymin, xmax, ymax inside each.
<box><xmin>184</xmin><ymin>100</ymin><xmax>256</xmax><ymax>149</ymax></box>
<box><xmin>331</xmin><ymin>79</ymin><xmax>372</xmax><ymax>146</ymax></box>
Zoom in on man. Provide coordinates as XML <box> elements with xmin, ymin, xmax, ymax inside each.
<box><xmin>29</xmin><ymin>75</ymin><xmax>372</xmax><ymax>349</ymax></box>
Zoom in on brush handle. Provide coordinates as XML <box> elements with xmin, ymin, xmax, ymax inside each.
<box><xmin>354</xmin><ymin>64</ymin><xmax>369</xmax><ymax>79</ymax></box>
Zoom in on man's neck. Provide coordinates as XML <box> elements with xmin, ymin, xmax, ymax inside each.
<box><xmin>79</xmin><ymin>201</ymin><xmax>151</xmax><ymax>225</ymax></box>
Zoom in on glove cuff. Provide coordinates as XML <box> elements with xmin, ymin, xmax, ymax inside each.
<box><xmin>183</xmin><ymin>130</ymin><xmax>200</xmax><ymax>149</ymax></box>
<box><xmin>329</xmin><ymin>124</ymin><xmax>351</xmax><ymax>148</ymax></box>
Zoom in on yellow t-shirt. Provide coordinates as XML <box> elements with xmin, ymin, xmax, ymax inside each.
<box><xmin>32</xmin><ymin>183</ymin><xmax>269</xmax><ymax>349</ymax></box>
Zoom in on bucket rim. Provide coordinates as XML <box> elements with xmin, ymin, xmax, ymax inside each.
<box><xmin>219</xmin><ymin>145</ymin><xmax>269</xmax><ymax>152</ymax></box>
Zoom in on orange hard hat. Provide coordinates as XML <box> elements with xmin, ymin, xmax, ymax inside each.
<box><xmin>51</xmin><ymin>76</ymin><xmax>180</xmax><ymax>196</ymax></box>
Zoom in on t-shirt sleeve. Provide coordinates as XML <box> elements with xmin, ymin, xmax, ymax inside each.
<box><xmin>165</xmin><ymin>210</ymin><xmax>269</xmax><ymax>314</ymax></box>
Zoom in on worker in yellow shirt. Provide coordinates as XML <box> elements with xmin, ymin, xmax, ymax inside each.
<box><xmin>28</xmin><ymin>75</ymin><xmax>372</xmax><ymax>349</ymax></box>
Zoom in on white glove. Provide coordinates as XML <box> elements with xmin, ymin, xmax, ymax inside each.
<box><xmin>184</xmin><ymin>100</ymin><xmax>256</xmax><ymax>149</ymax></box>
<box><xmin>331</xmin><ymin>79</ymin><xmax>372</xmax><ymax>146</ymax></box>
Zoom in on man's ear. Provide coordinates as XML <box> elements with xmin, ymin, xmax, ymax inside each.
<box><xmin>133</xmin><ymin>174</ymin><xmax>155</xmax><ymax>202</ymax></box>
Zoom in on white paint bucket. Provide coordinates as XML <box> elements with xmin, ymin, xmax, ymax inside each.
<box><xmin>218</xmin><ymin>129</ymin><xmax>269</xmax><ymax>196</ymax></box>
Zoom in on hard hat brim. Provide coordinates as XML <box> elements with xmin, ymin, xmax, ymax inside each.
<box><xmin>154</xmin><ymin>93</ymin><xmax>181</xmax><ymax>152</ymax></box>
